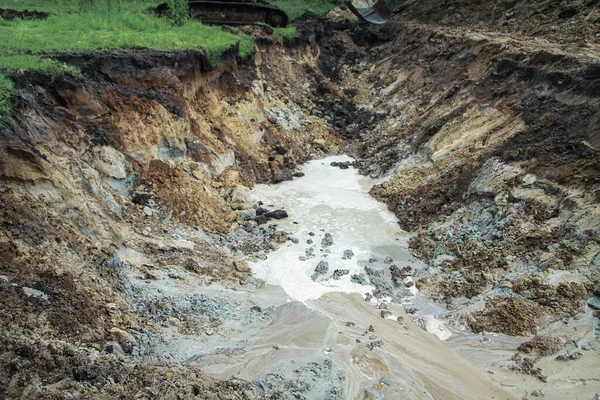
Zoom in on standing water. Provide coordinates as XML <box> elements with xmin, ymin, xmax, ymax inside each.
<box><xmin>250</xmin><ymin>155</ymin><xmax>415</xmax><ymax>301</ymax></box>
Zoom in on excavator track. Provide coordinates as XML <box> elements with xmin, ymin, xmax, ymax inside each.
<box><xmin>157</xmin><ymin>0</ymin><xmax>289</xmax><ymax>28</ymax></box>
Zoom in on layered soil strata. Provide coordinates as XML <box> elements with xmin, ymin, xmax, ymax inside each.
<box><xmin>1</xmin><ymin>0</ymin><xmax>599</xmax><ymax>397</ymax></box>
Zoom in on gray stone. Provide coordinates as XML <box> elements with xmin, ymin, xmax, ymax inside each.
<box><xmin>332</xmin><ymin>269</ymin><xmax>350</xmax><ymax>280</ymax></box>
<box><xmin>351</xmin><ymin>274</ymin><xmax>368</xmax><ymax>285</ymax></box>
<box><xmin>588</xmin><ymin>297</ymin><xmax>600</xmax><ymax>310</ymax></box>
<box><xmin>311</xmin><ymin>261</ymin><xmax>329</xmax><ymax>281</ymax></box>
<box><xmin>342</xmin><ymin>249</ymin><xmax>354</xmax><ymax>260</ymax></box>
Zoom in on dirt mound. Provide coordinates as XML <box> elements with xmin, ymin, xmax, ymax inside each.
<box><xmin>467</xmin><ymin>296</ymin><xmax>541</xmax><ymax>336</ymax></box>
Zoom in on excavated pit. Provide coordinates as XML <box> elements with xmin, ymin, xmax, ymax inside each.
<box><xmin>1</xmin><ymin>1</ymin><xmax>600</xmax><ymax>399</ymax></box>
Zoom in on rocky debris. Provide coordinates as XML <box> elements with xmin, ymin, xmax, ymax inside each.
<box><xmin>342</xmin><ymin>249</ymin><xmax>354</xmax><ymax>259</ymax></box>
<box><xmin>531</xmin><ymin>389</ymin><xmax>545</xmax><ymax>398</ymax></box>
<box><xmin>351</xmin><ymin>274</ymin><xmax>368</xmax><ymax>285</ymax></box>
<box><xmin>518</xmin><ymin>336</ymin><xmax>565</xmax><ymax>357</ymax></box>
<box><xmin>330</xmin><ymin>161</ymin><xmax>355</xmax><ymax>170</ymax></box>
<box><xmin>311</xmin><ymin>261</ymin><xmax>329</xmax><ymax>281</ymax></box>
<box><xmin>321</xmin><ymin>233</ymin><xmax>334</xmax><ymax>248</ymax></box>
<box><xmin>556</xmin><ymin>351</ymin><xmax>583</xmax><ymax>362</ymax></box>
<box><xmin>510</xmin><ymin>355</ymin><xmax>547</xmax><ymax>382</ymax></box>
<box><xmin>366</xmin><ymin>340</ymin><xmax>383</xmax><ymax>351</ymax></box>
<box><xmin>254</xmin><ymin>359</ymin><xmax>344</xmax><ymax>400</ymax></box>
<box><xmin>253</xmin><ymin>205</ymin><xmax>288</xmax><ymax>225</ymax></box>
<box><xmin>383</xmin><ymin>256</ymin><xmax>393</xmax><ymax>264</ymax></box>
<box><xmin>332</xmin><ymin>269</ymin><xmax>350</xmax><ymax>280</ymax></box>
<box><xmin>364</xmin><ymin>264</ymin><xmax>413</xmax><ymax>301</ymax></box>
<box><xmin>468</xmin><ymin>297</ymin><xmax>541</xmax><ymax>336</ymax></box>
<box><xmin>305</xmin><ymin>247</ymin><xmax>315</xmax><ymax>259</ymax></box>
<box><xmin>264</xmin><ymin>209</ymin><xmax>288</xmax><ymax>220</ymax></box>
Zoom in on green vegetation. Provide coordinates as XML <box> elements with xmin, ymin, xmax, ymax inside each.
<box><xmin>1</xmin><ymin>13</ymin><xmax>254</xmax><ymax>66</ymax></box>
<box><xmin>271</xmin><ymin>0</ymin><xmax>344</xmax><ymax>21</ymax></box>
<box><xmin>0</xmin><ymin>75</ymin><xmax>12</xmax><ymax>124</ymax></box>
<box><xmin>165</xmin><ymin>0</ymin><xmax>188</xmax><ymax>26</ymax></box>
<box><xmin>0</xmin><ymin>0</ymin><xmax>159</xmax><ymax>13</ymax></box>
<box><xmin>273</xmin><ymin>26</ymin><xmax>296</xmax><ymax>44</ymax></box>
<box><xmin>0</xmin><ymin>0</ymin><xmax>345</xmax><ymax>120</ymax></box>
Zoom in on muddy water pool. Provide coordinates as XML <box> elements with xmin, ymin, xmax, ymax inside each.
<box><xmin>128</xmin><ymin>155</ymin><xmax>519</xmax><ymax>399</ymax></box>
<box><xmin>250</xmin><ymin>155</ymin><xmax>420</xmax><ymax>301</ymax></box>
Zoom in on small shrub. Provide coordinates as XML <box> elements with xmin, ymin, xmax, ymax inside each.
<box><xmin>166</xmin><ymin>0</ymin><xmax>189</xmax><ymax>26</ymax></box>
<box><xmin>0</xmin><ymin>75</ymin><xmax>13</xmax><ymax>124</ymax></box>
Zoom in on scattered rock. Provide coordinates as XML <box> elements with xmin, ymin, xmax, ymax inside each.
<box><xmin>321</xmin><ymin>233</ymin><xmax>334</xmax><ymax>247</ymax></box>
<box><xmin>342</xmin><ymin>249</ymin><xmax>354</xmax><ymax>260</ymax></box>
<box><xmin>351</xmin><ymin>274</ymin><xmax>368</xmax><ymax>285</ymax></box>
<box><xmin>367</xmin><ymin>340</ymin><xmax>383</xmax><ymax>351</ymax></box>
<box><xmin>556</xmin><ymin>351</ymin><xmax>583</xmax><ymax>361</ymax></box>
<box><xmin>518</xmin><ymin>336</ymin><xmax>565</xmax><ymax>356</ymax></box>
<box><xmin>311</xmin><ymin>261</ymin><xmax>329</xmax><ymax>281</ymax></box>
<box><xmin>332</xmin><ymin>269</ymin><xmax>350</xmax><ymax>280</ymax></box>
<box><xmin>265</xmin><ymin>209</ymin><xmax>288</xmax><ymax>219</ymax></box>
<box><xmin>384</xmin><ymin>256</ymin><xmax>393</xmax><ymax>264</ymax></box>
<box><xmin>330</xmin><ymin>161</ymin><xmax>355</xmax><ymax>170</ymax></box>
<box><xmin>588</xmin><ymin>297</ymin><xmax>600</xmax><ymax>310</ymax></box>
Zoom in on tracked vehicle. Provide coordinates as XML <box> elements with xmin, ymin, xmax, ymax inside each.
<box><xmin>157</xmin><ymin>0</ymin><xmax>289</xmax><ymax>27</ymax></box>
<box><xmin>158</xmin><ymin>0</ymin><xmax>395</xmax><ymax>28</ymax></box>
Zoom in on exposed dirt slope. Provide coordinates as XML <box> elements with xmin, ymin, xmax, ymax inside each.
<box><xmin>0</xmin><ymin>29</ymin><xmax>342</xmax><ymax>398</ymax></box>
<box><xmin>310</xmin><ymin>0</ymin><xmax>599</xmax><ymax>394</ymax></box>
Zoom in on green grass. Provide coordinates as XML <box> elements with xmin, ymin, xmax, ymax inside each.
<box><xmin>0</xmin><ymin>75</ymin><xmax>12</xmax><ymax>124</ymax></box>
<box><xmin>0</xmin><ymin>0</ymin><xmax>160</xmax><ymax>13</ymax></box>
<box><xmin>273</xmin><ymin>26</ymin><xmax>296</xmax><ymax>43</ymax></box>
<box><xmin>0</xmin><ymin>0</ymin><xmax>345</xmax><ymax>121</ymax></box>
<box><xmin>271</xmin><ymin>0</ymin><xmax>344</xmax><ymax>22</ymax></box>
<box><xmin>1</xmin><ymin>12</ymin><xmax>254</xmax><ymax>65</ymax></box>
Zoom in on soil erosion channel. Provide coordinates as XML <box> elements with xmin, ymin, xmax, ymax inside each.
<box><xmin>135</xmin><ymin>155</ymin><xmax>516</xmax><ymax>399</ymax></box>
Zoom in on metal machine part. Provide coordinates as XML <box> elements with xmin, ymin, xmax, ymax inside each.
<box><xmin>345</xmin><ymin>0</ymin><xmax>392</xmax><ymax>24</ymax></box>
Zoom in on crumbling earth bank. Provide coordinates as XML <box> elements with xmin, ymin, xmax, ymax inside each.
<box><xmin>0</xmin><ymin>30</ymin><xmax>342</xmax><ymax>397</ymax></box>
<box><xmin>318</xmin><ymin>0</ymin><xmax>600</xmax><ymax>392</ymax></box>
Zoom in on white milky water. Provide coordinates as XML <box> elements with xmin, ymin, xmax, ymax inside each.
<box><xmin>250</xmin><ymin>155</ymin><xmax>415</xmax><ymax>302</ymax></box>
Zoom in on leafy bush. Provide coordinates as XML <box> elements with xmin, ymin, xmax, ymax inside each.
<box><xmin>166</xmin><ymin>0</ymin><xmax>188</xmax><ymax>26</ymax></box>
<box><xmin>0</xmin><ymin>75</ymin><xmax>13</xmax><ymax>124</ymax></box>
